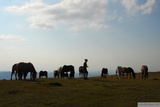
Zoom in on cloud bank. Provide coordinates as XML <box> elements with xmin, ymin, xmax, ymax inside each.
<box><xmin>6</xmin><ymin>0</ymin><xmax>156</xmax><ymax>30</ymax></box>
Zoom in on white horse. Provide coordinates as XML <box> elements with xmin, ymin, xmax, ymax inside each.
<box><xmin>116</xmin><ymin>66</ymin><xmax>122</xmax><ymax>78</ymax></box>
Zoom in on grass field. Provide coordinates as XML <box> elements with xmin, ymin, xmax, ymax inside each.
<box><xmin>0</xmin><ymin>72</ymin><xmax>160</xmax><ymax>107</ymax></box>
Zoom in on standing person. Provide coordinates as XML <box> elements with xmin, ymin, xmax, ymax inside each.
<box><xmin>83</xmin><ymin>59</ymin><xmax>88</xmax><ymax>79</ymax></box>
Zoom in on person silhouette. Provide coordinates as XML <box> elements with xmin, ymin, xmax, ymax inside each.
<box><xmin>83</xmin><ymin>59</ymin><xmax>88</xmax><ymax>79</ymax></box>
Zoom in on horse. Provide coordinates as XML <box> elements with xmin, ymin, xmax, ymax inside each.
<box><xmin>39</xmin><ymin>71</ymin><xmax>48</xmax><ymax>78</ymax></box>
<box><xmin>79</xmin><ymin>66</ymin><xmax>84</xmax><ymax>78</ymax></box>
<box><xmin>121</xmin><ymin>67</ymin><xmax>136</xmax><ymax>79</ymax></box>
<box><xmin>79</xmin><ymin>66</ymin><xmax>88</xmax><ymax>78</ymax></box>
<box><xmin>141</xmin><ymin>65</ymin><xmax>148</xmax><ymax>79</ymax></box>
<box><xmin>61</xmin><ymin>65</ymin><xmax>75</xmax><ymax>78</ymax></box>
<box><xmin>17</xmin><ymin>62</ymin><xmax>37</xmax><ymax>80</ymax></box>
<box><xmin>11</xmin><ymin>63</ymin><xmax>18</xmax><ymax>80</ymax></box>
<box><xmin>54</xmin><ymin>67</ymin><xmax>69</xmax><ymax>78</ymax></box>
<box><xmin>53</xmin><ymin>70</ymin><xmax>59</xmax><ymax>78</ymax></box>
<box><xmin>101</xmin><ymin>68</ymin><xmax>108</xmax><ymax>78</ymax></box>
<box><xmin>116</xmin><ymin>66</ymin><xmax>122</xmax><ymax>78</ymax></box>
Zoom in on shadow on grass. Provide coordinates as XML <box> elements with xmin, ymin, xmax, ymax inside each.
<box><xmin>48</xmin><ymin>82</ymin><xmax>63</xmax><ymax>87</ymax></box>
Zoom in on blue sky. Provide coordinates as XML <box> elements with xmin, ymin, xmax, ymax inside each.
<box><xmin>0</xmin><ymin>0</ymin><xmax>160</xmax><ymax>73</ymax></box>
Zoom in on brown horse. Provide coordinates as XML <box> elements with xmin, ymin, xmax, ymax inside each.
<box><xmin>122</xmin><ymin>67</ymin><xmax>136</xmax><ymax>79</ymax></box>
<box><xmin>17</xmin><ymin>62</ymin><xmax>37</xmax><ymax>80</ymax></box>
<box><xmin>39</xmin><ymin>71</ymin><xmax>48</xmax><ymax>78</ymax></box>
<box><xmin>141</xmin><ymin>65</ymin><xmax>148</xmax><ymax>79</ymax></box>
<box><xmin>101</xmin><ymin>68</ymin><xmax>108</xmax><ymax>78</ymax></box>
<box><xmin>11</xmin><ymin>63</ymin><xmax>18</xmax><ymax>80</ymax></box>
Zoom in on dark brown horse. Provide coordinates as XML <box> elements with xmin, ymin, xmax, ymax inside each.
<box><xmin>39</xmin><ymin>71</ymin><xmax>48</xmax><ymax>78</ymax></box>
<box><xmin>54</xmin><ymin>70</ymin><xmax>59</xmax><ymax>78</ymax></box>
<box><xmin>141</xmin><ymin>65</ymin><xmax>148</xmax><ymax>79</ymax></box>
<box><xmin>61</xmin><ymin>65</ymin><xmax>75</xmax><ymax>78</ymax></box>
<box><xmin>11</xmin><ymin>63</ymin><xmax>18</xmax><ymax>80</ymax></box>
<box><xmin>101</xmin><ymin>68</ymin><xmax>108</xmax><ymax>78</ymax></box>
<box><xmin>122</xmin><ymin>67</ymin><xmax>136</xmax><ymax>79</ymax></box>
<box><xmin>17</xmin><ymin>62</ymin><xmax>37</xmax><ymax>80</ymax></box>
<box><xmin>54</xmin><ymin>67</ymin><xmax>69</xmax><ymax>78</ymax></box>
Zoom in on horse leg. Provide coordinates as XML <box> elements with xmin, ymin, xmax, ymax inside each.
<box><xmin>122</xmin><ymin>73</ymin><xmax>124</xmax><ymax>78</ymax></box>
<box><xmin>18</xmin><ymin>71</ymin><xmax>22</xmax><ymax>80</ymax></box>
<box><xmin>11</xmin><ymin>71</ymin><xmax>14</xmax><ymax>80</ymax></box>
<box><xmin>30</xmin><ymin>72</ymin><xmax>33</xmax><ymax>80</ymax></box>
<box><xmin>130</xmin><ymin>73</ymin><xmax>131</xmax><ymax>78</ymax></box>
<box><xmin>24</xmin><ymin>72</ymin><xmax>28</xmax><ymax>80</ymax></box>
<box><xmin>145</xmin><ymin>72</ymin><xmax>148</xmax><ymax>79</ymax></box>
<box><xmin>146</xmin><ymin>73</ymin><xmax>148</xmax><ymax>79</ymax></box>
<box><xmin>15</xmin><ymin>72</ymin><xmax>18</xmax><ymax>80</ymax></box>
<box><xmin>101</xmin><ymin>73</ymin><xmax>103</xmax><ymax>78</ymax></box>
<box><xmin>144</xmin><ymin>73</ymin><xmax>146</xmax><ymax>79</ymax></box>
<box><xmin>120</xmin><ymin>72</ymin><xmax>122</xmax><ymax>78</ymax></box>
<box><xmin>125</xmin><ymin>73</ymin><xmax>127</xmax><ymax>78</ymax></box>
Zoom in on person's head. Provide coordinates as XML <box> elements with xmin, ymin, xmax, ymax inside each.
<box><xmin>85</xmin><ymin>59</ymin><xmax>88</xmax><ymax>62</ymax></box>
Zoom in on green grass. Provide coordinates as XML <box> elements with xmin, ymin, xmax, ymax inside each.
<box><xmin>0</xmin><ymin>72</ymin><xmax>160</xmax><ymax>107</ymax></box>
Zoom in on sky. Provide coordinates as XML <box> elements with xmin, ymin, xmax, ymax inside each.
<box><xmin>0</xmin><ymin>0</ymin><xmax>160</xmax><ymax>73</ymax></box>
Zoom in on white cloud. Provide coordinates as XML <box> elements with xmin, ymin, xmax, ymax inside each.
<box><xmin>89</xmin><ymin>22</ymin><xmax>109</xmax><ymax>30</ymax></box>
<box><xmin>6</xmin><ymin>0</ymin><xmax>109</xmax><ymax>30</ymax></box>
<box><xmin>5</xmin><ymin>0</ymin><xmax>156</xmax><ymax>30</ymax></box>
<box><xmin>0</xmin><ymin>34</ymin><xmax>25</xmax><ymax>41</ymax></box>
<box><xmin>121</xmin><ymin>0</ymin><xmax>139</xmax><ymax>15</ymax></box>
<box><xmin>121</xmin><ymin>0</ymin><xmax>156</xmax><ymax>16</ymax></box>
<box><xmin>140</xmin><ymin>0</ymin><xmax>156</xmax><ymax>14</ymax></box>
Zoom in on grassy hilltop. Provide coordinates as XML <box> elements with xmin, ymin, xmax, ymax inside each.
<box><xmin>0</xmin><ymin>72</ymin><xmax>160</xmax><ymax>107</ymax></box>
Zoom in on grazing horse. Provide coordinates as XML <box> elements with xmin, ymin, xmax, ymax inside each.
<box><xmin>116</xmin><ymin>66</ymin><xmax>122</xmax><ymax>78</ymax></box>
<box><xmin>54</xmin><ymin>67</ymin><xmax>67</xmax><ymax>78</ymax></box>
<box><xmin>121</xmin><ymin>67</ymin><xmax>136</xmax><ymax>79</ymax></box>
<box><xmin>61</xmin><ymin>65</ymin><xmax>75</xmax><ymax>78</ymax></box>
<box><xmin>11</xmin><ymin>63</ymin><xmax>18</xmax><ymax>80</ymax></box>
<box><xmin>79</xmin><ymin>66</ymin><xmax>84</xmax><ymax>78</ymax></box>
<box><xmin>17</xmin><ymin>62</ymin><xmax>37</xmax><ymax>80</ymax></box>
<box><xmin>79</xmin><ymin>66</ymin><xmax>88</xmax><ymax>78</ymax></box>
<box><xmin>101</xmin><ymin>68</ymin><xmax>108</xmax><ymax>78</ymax></box>
<box><xmin>39</xmin><ymin>71</ymin><xmax>48</xmax><ymax>78</ymax></box>
<box><xmin>54</xmin><ymin>70</ymin><xmax>59</xmax><ymax>78</ymax></box>
<box><xmin>141</xmin><ymin>65</ymin><xmax>148</xmax><ymax>79</ymax></box>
